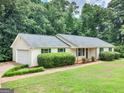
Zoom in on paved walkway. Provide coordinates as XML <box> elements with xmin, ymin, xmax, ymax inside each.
<box><xmin>0</xmin><ymin>62</ymin><xmax>17</xmax><ymax>87</ymax></box>
<box><xmin>0</xmin><ymin>62</ymin><xmax>101</xmax><ymax>84</ymax></box>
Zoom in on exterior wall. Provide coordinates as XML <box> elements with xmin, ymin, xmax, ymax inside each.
<box><xmin>104</xmin><ymin>48</ymin><xmax>109</xmax><ymax>51</ymax></box>
<box><xmin>12</xmin><ymin>37</ymin><xmax>30</xmax><ymax>62</ymax></box>
<box><xmin>103</xmin><ymin>47</ymin><xmax>114</xmax><ymax>52</ymax></box>
<box><xmin>96</xmin><ymin>47</ymin><xmax>114</xmax><ymax>59</ymax></box>
<box><xmin>12</xmin><ymin>48</ymin><xmax>16</xmax><ymax>61</ymax></box>
<box><xmin>69</xmin><ymin>48</ymin><xmax>77</xmax><ymax>56</ymax></box>
<box><xmin>88</xmin><ymin>48</ymin><xmax>97</xmax><ymax>59</ymax></box>
<box><xmin>30</xmin><ymin>48</ymin><xmax>70</xmax><ymax>66</ymax></box>
<box><xmin>12</xmin><ymin>37</ymin><xmax>30</xmax><ymax>49</ymax></box>
<box><xmin>112</xmin><ymin>48</ymin><xmax>114</xmax><ymax>52</ymax></box>
<box><xmin>30</xmin><ymin>47</ymin><xmax>115</xmax><ymax>66</ymax></box>
<box><xmin>51</xmin><ymin>48</ymin><xmax>58</xmax><ymax>53</ymax></box>
<box><xmin>69</xmin><ymin>48</ymin><xmax>97</xmax><ymax>63</ymax></box>
<box><xmin>96</xmin><ymin>48</ymin><xmax>100</xmax><ymax>59</ymax></box>
<box><xmin>31</xmin><ymin>49</ymin><xmax>41</xmax><ymax>66</ymax></box>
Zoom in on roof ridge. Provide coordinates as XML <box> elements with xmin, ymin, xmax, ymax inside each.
<box><xmin>57</xmin><ymin>34</ymin><xmax>96</xmax><ymax>38</ymax></box>
<box><xmin>56</xmin><ymin>34</ymin><xmax>78</xmax><ymax>47</ymax></box>
<box><xmin>18</xmin><ymin>33</ymin><xmax>55</xmax><ymax>37</ymax></box>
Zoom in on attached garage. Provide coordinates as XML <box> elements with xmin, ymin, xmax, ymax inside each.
<box><xmin>17</xmin><ymin>50</ymin><xmax>30</xmax><ymax>65</ymax></box>
<box><xmin>11</xmin><ymin>34</ymin><xmax>32</xmax><ymax>66</ymax></box>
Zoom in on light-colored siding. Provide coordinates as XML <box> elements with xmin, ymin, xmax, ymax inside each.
<box><xmin>70</xmin><ymin>48</ymin><xmax>77</xmax><ymax>57</ymax></box>
<box><xmin>104</xmin><ymin>48</ymin><xmax>109</xmax><ymax>51</ymax></box>
<box><xmin>30</xmin><ymin>48</ymin><xmax>70</xmax><ymax>66</ymax></box>
<box><xmin>31</xmin><ymin>49</ymin><xmax>41</xmax><ymax>66</ymax></box>
<box><xmin>103</xmin><ymin>47</ymin><xmax>114</xmax><ymax>52</ymax></box>
<box><xmin>12</xmin><ymin>48</ymin><xmax>16</xmax><ymax>61</ymax></box>
<box><xmin>89</xmin><ymin>48</ymin><xmax>97</xmax><ymax>59</ymax></box>
<box><xmin>12</xmin><ymin>37</ymin><xmax>30</xmax><ymax>49</ymax></box>
<box><xmin>96</xmin><ymin>48</ymin><xmax>100</xmax><ymax>59</ymax></box>
<box><xmin>12</xmin><ymin>37</ymin><xmax>30</xmax><ymax>62</ymax></box>
<box><xmin>51</xmin><ymin>48</ymin><xmax>58</xmax><ymax>53</ymax></box>
<box><xmin>112</xmin><ymin>48</ymin><xmax>114</xmax><ymax>52</ymax></box>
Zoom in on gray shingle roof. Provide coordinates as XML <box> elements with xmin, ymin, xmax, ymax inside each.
<box><xmin>17</xmin><ymin>33</ymin><xmax>114</xmax><ymax>48</ymax></box>
<box><xmin>56</xmin><ymin>34</ymin><xmax>114</xmax><ymax>48</ymax></box>
<box><xmin>19</xmin><ymin>33</ymin><xmax>69</xmax><ymax>48</ymax></box>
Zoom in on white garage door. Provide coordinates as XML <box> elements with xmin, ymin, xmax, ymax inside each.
<box><xmin>17</xmin><ymin>50</ymin><xmax>30</xmax><ymax>65</ymax></box>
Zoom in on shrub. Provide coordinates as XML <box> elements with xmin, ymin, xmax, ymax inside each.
<box><xmin>120</xmin><ymin>53</ymin><xmax>124</xmax><ymax>58</ymax></box>
<box><xmin>99</xmin><ymin>52</ymin><xmax>115</xmax><ymax>61</ymax></box>
<box><xmin>3</xmin><ymin>66</ymin><xmax>44</xmax><ymax>77</ymax></box>
<box><xmin>91</xmin><ymin>56</ymin><xmax>96</xmax><ymax>62</ymax></box>
<box><xmin>115</xmin><ymin>45</ymin><xmax>124</xmax><ymax>58</ymax></box>
<box><xmin>114</xmin><ymin>52</ymin><xmax>121</xmax><ymax>59</ymax></box>
<box><xmin>37</xmin><ymin>52</ymin><xmax>75</xmax><ymax>68</ymax></box>
<box><xmin>100</xmin><ymin>51</ymin><xmax>121</xmax><ymax>61</ymax></box>
<box><xmin>82</xmin><ymin>57</ymin><xmax>86</xmax><ymax>63</ymax></box>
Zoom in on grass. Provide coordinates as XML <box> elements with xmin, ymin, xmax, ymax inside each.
<box><xmin>2</xmin><ymin>65</ymin><xmax>44</xmax><ymax>77</ymax></box>
<box><xmin>2</xmin><ymin>59</ymin><xmax>124</xmax><ymax>93</ymax></box>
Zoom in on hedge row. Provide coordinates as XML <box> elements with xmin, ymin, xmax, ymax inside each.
<box><xmin>37</xmin><ymin>52</ymin><xmax>75</xmax><ymax>68</ymax></box>
<box><xmin>99</xmin><ymin>51</ymin><xmax>121</xmax><ymax>61</ymax></box>
<box><xmin>3</xmin><ymin>66</ymin><xmax>44</xmax><ymax>77</ymax></box>
<box><xmin>9</xmin><ymin>64</ymin><xmax>29</xmax><ymax>71</ymax></box>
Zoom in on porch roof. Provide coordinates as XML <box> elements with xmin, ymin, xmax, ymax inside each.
<box><xmin>56</xmin><ymin>34</ymin><xmax>114</xmax><ymax>48</ymax></box>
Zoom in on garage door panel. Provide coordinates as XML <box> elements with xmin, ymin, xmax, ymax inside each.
<box><xmin>17</xmin><ymin>50</ymin><xmax>30</xmax><ymax>65</ymax></box>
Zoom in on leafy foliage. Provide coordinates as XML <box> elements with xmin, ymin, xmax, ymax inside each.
<box><xmin>37</xmin><ymin>52</ymin><xmax>75</xmax><ymax>68</ymax></box>
<box><xmin>0</xmin><ymin>0</ymin><xmax>78</xmax><ymax>61</ymax></box>
<box><xmin>115</xmin><ymin>45</ymin><xmax>124</xmax><ymax>58</ymax></box>
<box><xmin>100</xmin><ymin>51</ymin><xmax>120</xmax><ymax>61</ymax></box>
<box><xmin>114</xmin><ymin>52</ymin><xmax>121</xmax><ymax>59</ymax></box>
<box><xmin>3</xmin><ymin>65</ymin><xmax>44</xmax><ymax>77</ymax></box>
<box><xmin>0</xmin><ymin>0</ymin><xmax>124</xmax><ymax>61</ymax></box>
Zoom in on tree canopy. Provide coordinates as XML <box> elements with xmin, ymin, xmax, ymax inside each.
<box><xmin>0</xmin><ymin>0</ymin><xmax>123</xmax><ymax>61</ymax></box>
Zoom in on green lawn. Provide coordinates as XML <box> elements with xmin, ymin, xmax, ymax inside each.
<box><xmin>2</xmin><ymin>59</ymin><xmax>124</xmax><ymax>93</ymax></box>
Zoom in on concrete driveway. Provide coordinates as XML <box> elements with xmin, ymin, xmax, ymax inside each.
<box><xmin>0</xmin><ymin>62</ymin><xmax>17</xmax><ymax>88</ymax></box>
<box><xmin>0</xmin><ymin>62</ymin><xmax>16</xmax><ymax>77</ymax></box>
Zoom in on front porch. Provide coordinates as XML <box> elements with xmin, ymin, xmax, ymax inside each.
<box><xmin>72</xmin><ymin>48</ymin><xmax>98</xmax><ymax>64</ymax></box>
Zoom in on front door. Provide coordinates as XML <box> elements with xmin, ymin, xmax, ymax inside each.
<box><xmin>86</xmin><ymin>48</ymin><xmax>88</xmax><ymax>59</ymax></box>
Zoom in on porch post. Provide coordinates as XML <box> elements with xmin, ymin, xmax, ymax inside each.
<box><xmin>76</xmin><ymin>48</ymin><xmax>78</xmax><ymax>63</ymax></box>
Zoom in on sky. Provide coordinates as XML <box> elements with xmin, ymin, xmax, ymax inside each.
<box><xmin>69</xmin><ymin>0</ymin><xmax>111</xmax><ymax>17</ymax></box>
<box><xmin>86</xmin><ymin>0</ymin><xmax>111</xmax><ymax>7</ymax></box>
<box><xmin>41</xmin><ymin>0</ymin><xmax>111</xmax><ymax>8</ymax></box>
<box><xmin>41</xmin><ymin>0</ymin><xmax>112</xmax><ymax>17</ymax></box>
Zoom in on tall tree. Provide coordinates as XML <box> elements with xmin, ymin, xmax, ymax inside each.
<box><xmin>109</xmin><ymin>0</ymin><xmax>124</xmax><ymax>43</ymax></box>
<box><xmin>0</xmin><ymin>0</ymin><xmax>48</xmax><ymax>61</ymax></box>
<box><xmin>0</xmin><ymin>0</ymin><xmax>79</xmax><ymax>61</ymax></box>
<box><xmin>80</xmin><ymin>4</ymin><xmax>115</xmax><ymax>42</ymax></box>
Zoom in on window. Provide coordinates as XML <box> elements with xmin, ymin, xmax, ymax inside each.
<box><xmin>100</xmin><ymin>48</ymin><xmax>104</xmax><ymax>53</ymax></box>
<box><xmin>41</xmin><ymin>49</ymin><xmax>51</xmax><ymax>53</ymax></box>
<box><xmin>82</xmin><ymin>48</ymin><xmax>85</xmax><ymax>56</ymax></box>
<box><xmin>109</xmin><ymin>48</ymin><xmax>112</xmax><ymax>52</ymax></box>
<box><xmin>58</xmin><ymin>48</ymin><xmax>66</xmax><ymax>52</ymax></box>
<box><xmin>78</xmin><ymin>48</ymin><xmax>85</xmax><ymax>56</ymax></box>
<box><xmin>78</xmin><ymin>49</ymin><xmax>81</xmax><ymax>56</ymax></box>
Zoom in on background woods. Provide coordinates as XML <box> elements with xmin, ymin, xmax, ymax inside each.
<box><xmin>0</xmin><ymin>0</ymin><xmax>123</xmax><ymax>61</ymax></box>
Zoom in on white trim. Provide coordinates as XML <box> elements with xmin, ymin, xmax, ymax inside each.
<box><xmin>10</xmin><ymin>34</ymin><xmax>20</xmax><ymax>48</ymax></box>
<box><xmin>11</xmin><ymin>34</ymin><xmax>30</xmax><ymax>48</ymax></box>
